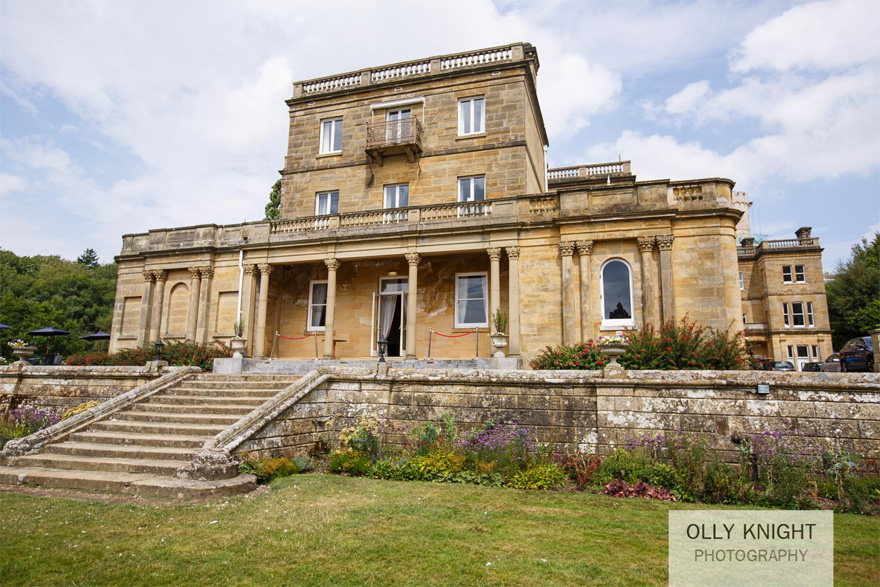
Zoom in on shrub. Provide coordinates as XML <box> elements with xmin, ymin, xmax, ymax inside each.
<box><xmin>603</xmin><ymin>479</ymin><xmax>677</xmax><ymax>501</ymax></box>
<box><xmin>0</xmin><ymin>405</ymin><xmax>61</xmax><ymax>448</ymax></box>
<box><xmin>63</xmin><ymin>340</ymin><xmax>231</xmax><ymax>371</ymax></box>
<box><xmin>292</xmin><ymin>453</ymin><xmax>314</xmax><ymax>473</ymax></box>
<box><xmin>510</xmin><ymin>463</ymin><xmax>566</xmax><ymax>490</ymax></box>
<box><xmin>618</xmin><ymin>316</ymin><xmax>749</xmax><ymax>370</ymax></box>
<box><xmin>329</xmin><ymin>449</ymin><xmax>371</xmax><ymax>476</ymax></box>
<box><xmin>529</xmin><ymin>340</ymin><xmax>606</xmax><ymax>370</ymax></box>
<box><xmin>237</xmin><ymin>452</ymin><xmax>299</xmax><ymax>483</ymax></box>
<box><xmin>367</xmin><ymin>457</ymin><xmax>419</xmax><ymax>481</ymax></box>
<box><xmin>338</xmin><ymin>416</ymin><xmax>381</xmax><ymax>458</ymax></box>
<box><xmin>561</xmin><ymin>453</ymin><xmax>602</xmax><ymax>490</ymax></box>
<box><xmin>61</xmin><ymin>400</ymin><xmax>102</xmax><ymax>421</ymax></box>
<box><xmin>410</xmin><ymin>450</ymin><xmax>467</xmax><ymax>482</ymax></box>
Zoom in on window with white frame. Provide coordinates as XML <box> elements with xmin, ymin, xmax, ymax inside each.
<box><xmin>787</xmin><ymin>345</ymin><xmax>794</xmax><ymax>359</ymax></box>
<box><xmin>455</xmin><ymin>273</ymin><xmax>488</xmax><ymax>328</ymax></box>
<box><xmin>319</xmin><ymin>117</ymin><xmax>343</xmax><ymax>154</ymax></box>
<box><xmin>458</xmin><ymin>97</ymin><xmax>485</xmax><ymax>135</ymax></box>
<box><xmin>783</xmin><ymin>266</ymin><xmax>793</xmax><ymax>283</ymax></box>
<box><xmin>601</xmin><ymin>259</ymin><xmax>634</xmax><ymax>328</ymax></box>
<box><xmin>807</xmin><ymin>302</ymin><xmax>814</xmax><ymax>326</ymax></box>
<box><xmin>308</xmin><ymin>281</ymin><xmax>328</xmax><ymax>331</ymax></box>
<box><xmin>384</xmin><ymin>184</ymin><xmax>409</xmax><ymax>208</ymax></box>
<box><xmin>811</xmin><ymin>345</ymin><xmax>819</xmax><ymax>360</ymax></box>
<box><xmin>792</xmin><ymin>302</ymin><xmax>806</xmax><ymax>327</ymax></box>
<box><xmin>458</xmin><ymin>175</ymin><xmax>486</xmax><ymax>202</ymax></box>
<box><xmin>795</xmin><ymin>265</ymin><xmax>806</xmax><ymax>283</ymax></box>
<box><xmin>783</xmin><ymin>302</ymin><xmax>790</xmax><ymax>327</ymax></box>
<box><xmin>743</xmin><ymin>314</ymin><xmax>747</xmax><ymax>324</ymax></box>
<box><xmin>315</xmin><ymin>191</ymin><xmax>339</xmax><ymax>216</ymax></box>
<box><xmin>739</xmin><ymin>272</ymin><xmax>744</xmax><ymax>290</ymax></box>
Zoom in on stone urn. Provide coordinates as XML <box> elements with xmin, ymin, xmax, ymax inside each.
<box><xmin>490</xmin><ymin>333</ymin><xmax>508</xmax><ymax>358</ymax></box>
<box><xmin>11</xmin><ymin>345</ymin><xmax>38</xmax><ymax>363</ymax></box>
<box><xmin>599</xmin><ymin>343</ymin><xmax>628</xmax><ymax>367</ymax></box>
<box><xmin>229</xmin><ymin>337</ymin><xmax>247</xmax><ymax>358</ymax></box>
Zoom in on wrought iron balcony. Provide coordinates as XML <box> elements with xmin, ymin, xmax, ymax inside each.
<box><xmin>365</xmin><ymin>117</ymin><xmax>423</xmax><ymax>166</ymax></box>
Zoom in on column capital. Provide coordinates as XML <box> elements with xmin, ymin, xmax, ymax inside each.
<box><xmin>151</xmin><ymin>269</ymin><xmax>168</xmax><ymax>282</ymax></box>
<box><xmin>142</xmin><ymin>270</ymin><xmax>154</xmax><ymax>282</ymax></box>
<box><xmin>243</xmin><ymin>263</ymin><xmax>257</xmax><ymax>275</ymax></box>
<box><xmin>505</xmin><ymin>246</ymin><xmax>520</xmax><ymax>259</ymax></box>
<box><xmin>199</xmin><ymin>266</ymin><xmax>214</xmax><ymax>279</ymax></box>
<box><xmin>188</xmin><ymin>267</ymin><xmax>202</xmax><ymax>280</ymax></box>
<box><xmin>637</xmin><ymin>236</ymin><xmax>655</xmax><ymax>253</ymax></box>
<box><xmin>486</xmin><ymin>247</ymin><xmax>502</xmax><ymax>261</ymax></box>
<box><xmin>575</xmin><ymin>240</ymin><xmax>593</xmax><ymax>256</ymax></box>
<box><xmin>257</xmin><ymin>263</ymin><xmax>273</xmax><ymax>275</ymax></box>
<box><xmin>405</xmin><ymin>252</ymin><xmax>421</xmax><ymax>266</ymax></box>
<box><xmin>324</xmin><ymin>258</ymin><xmax>340</xmax><ymax>272</ymax></box>
<box><xmin>656</xmin><ymin>235</ymin><xmax>675</xmax><ymax>251</ymax></box>
<box><xmin>558</xmin><ymin>241</ymin><xmax>576</xmax><ymax>257</ymax></box>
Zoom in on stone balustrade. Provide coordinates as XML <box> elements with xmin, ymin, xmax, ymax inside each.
<box><xmin>295</xmin><ymin>43</ymin><xmax>525</xmax><ymax>98</ymax></box>
<box><xmin>737</xmin><ymin>237</ymin><xmax>820</xmax><ymax>258</ymax></box>
<box><xmin>547</xmin><ymin>161</ymin><xmax>632</xmax><ymax>181</ymax></box>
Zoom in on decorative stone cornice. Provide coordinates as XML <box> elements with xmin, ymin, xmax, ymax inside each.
<box><xmin>324</xmin><ymin>258</ymin><xmax>340</xmax><ymax>272</ymax></box>
<box><xmin>506</xmin><ymin>246</ymin><xmax>520</xmax><ymax>259</ymax></box>
<box><xmin>558</xmin><ymin>241</ymin><xmax>576</xmax><ymax>257</ymax></box>
<box><xmin>199</xmin><ymin>266</ymin><xmax>214</xmax><ymax>279</ymax></box>
<box><xmin>258</xmin><ymin>263</ymin><xmax>273</xmax><ymax>275</ymax></box>
<box><xmin>188</xmin><ymin>267</ymin><xmax>202</xmax><ymax>280</ymax></box>
<box><xmin>575</xmin><ymin>240</ymin><xmax>593</xmax><ymax>256</ymax></box>
<box><xmin>151</xmin><ymin>270</ymin><xmax>168</xmax><ymax>282</ymax></box>
<box><xmin>656</xmin><ymin>235</ymin><xmax>675</xmax><ymax>251</ymax></box>
<box><xmin>405</xmin><ymin>252</ymin><xmax>421</xmax><ymax>266</ymax></box>
<box><xmin>637</xmin><ymin>236</ymin><xmax>655</xmax><ymax>253</ymax></box>
<box><xmin>243</xmin><ymin>263</ymin><xmax>257</xmax><ymax>275</ymax></box>
<box><xmin>486</xmin><ymin>247</ymin><xmax>502</xmax><ymax>261</ymax></box>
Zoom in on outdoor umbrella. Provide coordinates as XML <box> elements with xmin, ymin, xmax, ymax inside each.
<box><xmin>0</xmin><ymin>324</ymin><xmax>10</xmax><ymax>329</ymax></box>
<box><xmin>27</xmin><ymin>327</ymin><xmax>71</xmax><ymax>356</ymax></box>
<box><xmin>79</xmin><ymin>332</ymin><xmax>111</xmax><ymax>341</ymax></box>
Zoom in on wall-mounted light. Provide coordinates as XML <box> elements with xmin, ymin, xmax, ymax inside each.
<box><xmin>757</xmin><ymin>384</ymin><xmax>770</xmax><ymax>395</ymax></box>
<box><xmin>388</xmin><ymin>271</ymin><xmax>398</xmax><ymax>277</ymax></box>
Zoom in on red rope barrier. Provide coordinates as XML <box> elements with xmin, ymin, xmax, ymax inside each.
<box><xmin>432</xmin><ymin>329</ymin><xmax>475</xmax><ymax>338</ymax></box>
<box><xmin>277</xmin><ymin>332</ymin><xmax>314</xmax><ymax>341</ymax></box>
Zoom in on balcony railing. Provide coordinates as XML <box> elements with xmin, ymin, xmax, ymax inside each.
<box><xmin>738</xmin><ymin>238</ymin><xmax>819</xmax><ymax>257</ymax></box>
<box><xmin>365</xmin><ymin>118</ymin><xmax>423</xmax><ymax>165</ymax></box>
<box><xmin>547</xmin><ymin>161</ymin><xmax>632</xmax><ymax>182</ymax></box>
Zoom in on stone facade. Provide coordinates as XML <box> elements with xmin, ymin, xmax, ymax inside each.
<box><xmin>738</xmin><ymin>227</ymin><xmax>833</xmax><ymax>368</ymax></box>
<box><xmin>234</xmin><ymin>368</ymin><xmax>880</xmax><ymax>463</ymax></box>
<box><xmin>109</xmin><ymin>43</ymin><xmax>827</xmax><ymax>368</ymax></box>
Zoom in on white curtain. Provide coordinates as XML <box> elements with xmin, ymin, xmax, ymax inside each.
<box><xmin>380</xmin><ymin>295</ymin><xmax>398</xmax><ymax>339</ymax></box>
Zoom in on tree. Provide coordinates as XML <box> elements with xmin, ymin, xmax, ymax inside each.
<box><xmin>76</xmin><ymin>248</ymin><xmax>99</xmax><ymax>268</ymax></box>
<box><xmin>826</xmin><ymin>232</ymin><xmax>880</xmax><ymax>349</ymax></box>
<box><xmin>264</xmin><ymin>179</ymin><xmax>282</xmax><ymax>220</ymax></box>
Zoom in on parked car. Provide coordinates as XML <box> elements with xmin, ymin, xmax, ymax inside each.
<box><xmin>768</xmin><ymin>361</ymin><xmax>795</xmax><ymax>371</ymax></box>
<box><xmin>821</xmin><ymin>353</ymin><xmax>841</xmax><ymax>372</ymax></box>
<box><xmin>801</xmin><ymin>362</ymin><xmax>822</xmax><ymax>372</ymax></box>
<box><xmin>839</xmin><ymin>336</ymin><xmax>874</xmax><ymax>372</ymax></box>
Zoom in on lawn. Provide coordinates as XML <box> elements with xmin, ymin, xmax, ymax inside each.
<box><xmin>1</xmin><ymin>475</ymin><xmax>878</xmax><ymax>586</ymax></box>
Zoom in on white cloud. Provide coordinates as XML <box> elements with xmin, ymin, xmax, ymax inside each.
<box><xmin>731</xmin><ymin>0</ymin><xmax>880</xmax><ymax>73</ymax></box>
<box><xmin>0</xmin><ymin>173</ymin><xmax>27</xmax><ymax>196</ymax></box>
<box><xmin>663</xmin><ymin>81</ymin><xmax>711</xmax><ymax>116</ymax></box>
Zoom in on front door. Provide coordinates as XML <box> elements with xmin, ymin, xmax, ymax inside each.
<box><xmin>375</xmin><ymin>278</ymin><xmax>407</xmax><ymax>357</ymax></box>
<box><xmin>386</xmin><ymin>109</ymin><xmax>411</xmax><ymax>143</ymax></box>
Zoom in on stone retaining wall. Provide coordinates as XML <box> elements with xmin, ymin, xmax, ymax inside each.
<box><xmin>236</xmin><ymin>368</ymin><xmax>880</xmax><ymax>463</ymax></box>
<box><xmin>0</xmin><ymin>364</ymin><xmax>163</xmax><ymax>410</ymax></box>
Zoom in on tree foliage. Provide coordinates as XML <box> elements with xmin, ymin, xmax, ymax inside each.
<box><xmin>0</xmin><ymin>250</ymin><xmax>117</xmax><ymax>361</ymax></box>
<box><xmin>264</xmin><ymin>179</ymin><xmax>282</xmax><ymax>221</ymax></box>
<box><xmin>76</xmin><ymin>248</ymin><xmax>99</xmax><ymax>268</ymax></box>
<box><xmin>826</xmin><ymin>233</ymin><xmax>880</xmax><ymax>349</ymax></box>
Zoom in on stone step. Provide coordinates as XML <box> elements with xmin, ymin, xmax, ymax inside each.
<box><xmin>164</xmin><ymin>387</ymin><xmax>279</xmax><ymax>398</ymax></box>
<box><xmin>13</xmin><ymin>453</ymin><xmax>186</xmax><ymax>476</ymax></box>
<box><xmin>90</xmin><ymin>420</ymin><xmax>227</xmax><ymax>436</ymax></box>
<box><xmin>113</xmin><ymin>411</ymin><xmax>241</xmax><ymax>426</ymax></box>
<box><xmin>132</xmin><ymin>403</ymin><xmax>258</xmax><ymax>416</ymax></box>
<box><xmin>0</xmin><ymin>466</ymin><xmax>256</xmax><ymax>500</ymax></box>
<box><xmin>195</xmin><ymin>373</ymin><xmax>298</xmax><ymax>382</ymax></box>
<box><xmin>45</xmin><ymin>442</ymin><xmax>193</xmax><ymax>461</ymax></box>
<box><xmin>68</xmin><ymin>430</ymin><xmax>207</xmax><ymax>449</ymax></box>
<box><xmin>181</xmin><ymin>380</ymin><xmax>295</xmax><ymax>390</ymax></box>
<box><xmin>145</xmin><ymin>395</ymin><xmax>267</xmax><ymax>407</ymax></box>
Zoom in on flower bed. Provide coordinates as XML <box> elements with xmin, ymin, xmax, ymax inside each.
<box><xmin>63</xmin><ymin>340</ymin><xmax>231</xmax><ymax>371</ymax></box>
<box><xmin>0</xmin><ymin>405</ymin><xmax>61</xmax><ymax>449</ymax></box>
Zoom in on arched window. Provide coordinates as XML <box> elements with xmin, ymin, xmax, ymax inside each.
<box><xmin>601</xmin><ymin>259</ymin><xmax>634</xmax><ymax>328</ymax></box>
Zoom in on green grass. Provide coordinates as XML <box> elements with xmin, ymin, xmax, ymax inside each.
<box><xmin>1</xmin><ymin>475</ymin><xmax>878</xmax><ymax>586</ymax></box>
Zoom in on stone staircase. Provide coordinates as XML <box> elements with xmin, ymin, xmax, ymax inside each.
<box><xmin>0</xmin><ymin>373</ymin><xmax>300</xmax><ymax>500</ymax></box>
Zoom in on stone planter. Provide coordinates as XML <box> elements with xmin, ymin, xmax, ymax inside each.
<box><xmin>230</xmin><ymin>337</ymin><xmax>247</xmax><ymax>358</ymax></box>
<box><xmin>491</xmin><ymin>333</ymin><xmax>508</xmax><ymax>358</ymax></box>
<box><xmin>11</xmin><ymin>346</ymin><xmax>38</xmax><ymax>363</ymax></box>
<box><xmin>599</xmin><ymin>343</ymin><xmax>628</xmax><ymax>367</ymax></box>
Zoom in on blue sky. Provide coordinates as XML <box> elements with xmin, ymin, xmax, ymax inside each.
<box><xmin>1</xmin><ymin>0</ymin><xmax>877</xmax><ymax>271</ymax></box>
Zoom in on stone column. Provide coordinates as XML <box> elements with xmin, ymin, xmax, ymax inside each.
<box><xmin>559</xmin><ymin>241</ymin><xmax>577</xmax><ymax>344</ymax></box>
<box><xmin>241</xmin><ymin>264</ymin><xmax>258</xmax><ymax>356</ymax></box>
<box><xmin>637</xmin><ymin>236</ymin><xmax>656</xmax><ymax>327</ymax></box>
<box><xmin>487</xmin><ymin>248</ymin><xmax>502</xmax><ymax>329</ymax></box>
<box><xmin>137</xmin><ymin>270</ymin><xmax>154</xmax><ymax>348</ymax></box>
<box><xmin>197</xmin><ymin>266</ymin><xmax>214</xmax><ymax>343</ymax></box>
<box><xmin>506</xmin><ymin>246</ymin><xmax>521</xmax><ymax>356</ymax></box>
<box><xmin>323</xmin><ymin>259</ymin><xmax>340</xmax><ymax>359</ymax></box>
<box><xmin>405</xmin><ymin>253</ymin><xmax>420</xmax><ymax>359</ymax></box>
<box><xmin>146</xmin><ymin>270</ymin><xmax>166</xmax><ymax>343</ymax></box>
<box><xmin>254</xmin><ymin>264</ymin><xmax>273</xmax><ymax>358</ymax></box>
<box><xmin>656</xmin><ymin>235</ymin><xmax>675</xmax><ymax>322</ymax></box>
<box><xmin>185</xmin><ymin>267</ymin><xmax>201</xmax><ymax>342</ymax></box>
<box><xmin>576</xmin><ymin>240</ymin><xmax>593</xmax><ymax>342</ymax></box>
